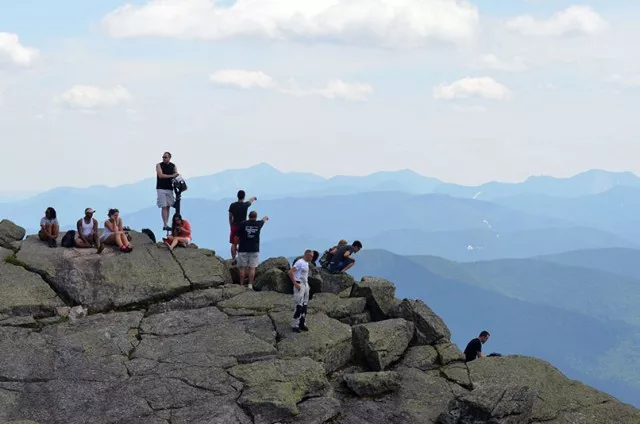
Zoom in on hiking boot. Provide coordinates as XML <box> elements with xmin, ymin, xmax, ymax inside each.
<box><xmin>299</xmin><ymin>325</ymin><xmax>309</xmax><ymax>332</ymax></box>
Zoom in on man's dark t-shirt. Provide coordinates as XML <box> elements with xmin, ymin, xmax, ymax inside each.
<box><xmin>329</xmin><ymin>245</ymin><xmax>355</xmax><ymax>264</ymax></box>
<box><xmin>229</xmin><ymin>201</ymin><xmax>252</xmax><ymax>225</ymax></box>
<box><xmin>156</xmin><ymin>162</ymin><xmax>176</xmax><ymax>190</ymax></box>
<box><xmin>237</xmin><ymin>220</ymin><xmax>264</xmax><ymax>253</ymax></box>
<box><xmin>464</xmin><ymin>338</ymin><xmax>482</xmax><ymax>362</ymax></box>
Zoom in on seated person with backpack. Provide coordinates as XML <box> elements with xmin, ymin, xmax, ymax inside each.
<box><xmin>101</xmin><ymin>209</ymin><xmax>133</xmax><ymax>253</ymax></box>
<box><xmin>75</xmin><ymin>208</ymin><xmax>104</xmax><ymax>253</ymax></box>
<box><xmin>38</xmin><ymin>207</ymin><xmax>60</xmax><ymax>247</ymax></box>
<box><xmin>319</xmin><ymin>239</ymin><xmax>348</xmax><ymax>269</ymax></box>
<box><xmin>327</xmin><ymin>240</ymin><xmax>362</xmax><ymax>274</ymax></box>
<box><xmin>164</xmin><ymin>214</ymin><xmax>192</xmax><ymax>251</ymax></box>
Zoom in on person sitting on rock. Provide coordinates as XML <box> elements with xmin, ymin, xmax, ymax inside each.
<box><xmin>327</xmin><ymin>240</ymin><xmax>362</xmax><ymax>274</ymax></box>
<box><xmin>101</xmin><ymin>208</ymin><xmax>133</xmax><ymax>253</ymax></box>
<box><xmin>289</xmin><ymin>249</ymin><xmax>313</xmax><ymax>333</ymax></box>
<box><xmin>464</xmin><ymin>331</ymin><xmax>491</xmax><ymax>362</ymax></box>
<box><xmin>234</xmin><ymin>210</ymin><xmax>268</xmax><ymax>290</ymax></box>
<box><xmin>38</xmin><ymin>207</ymin><xmax>60</xmax><ymax>248</ymax></box>
<box><xmin>164</xmin><ymin>213</ymin><xmax>192</xmax><ymax>251</ymax></box>
<box><xmin>319</xmin><ymin>239</ymin><xmax>348</xmax><ymax>269</ymax></box>
<box><xmin>75</xmin><ymin>208</ymin><xmax>104</xmax><ymax>253</ymax></box>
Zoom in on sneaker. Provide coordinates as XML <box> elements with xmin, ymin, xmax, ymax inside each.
<box><xmin>97</xmin><ymin>244</ymin><xmax>105</xmax><ymax>254</ymax></box>
<box><xmin>299</xmin><ymin>325</ymin><xmax>309</xmax><ymax>332</ymax></box>
<box><xmin>120</xmin><ymin>245</ymin><xmax>128</xmax><ymax>253</ymax></box>
<box><xmin>291</xmin><ymin>327</ymin><xmax>301</xmax><ymax>333</ymax></box>
<box><xmin>248</xmin><ymin>284</ymin><xmax>253</xmax><ymax>290</ymax></box>
<box><xmin>48</xmin><ymin>239</ymin><xmax>57</xmax><ymax>248</ymax></box>
<box><xmin>126</xmin><ymin>245</ymin><xmax>133</xmax><ymax>253</ymax></box>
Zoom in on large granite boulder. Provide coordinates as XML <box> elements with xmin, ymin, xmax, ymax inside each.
<box><xmin>253</xmin><ymin>268</ymin><xmax>293</xmax><ymax>294</ymax></box>
<box><xmin>148</xmin><ymin>284</ymin><xmax>245</xmax><ymax>314</ymax></box>
<box><xmin>15</xmin><ymin>233</ymin><xmax>230</xmax><ymax>312</ymax></box>
<box><xmin>273</xmin><ymin>311</ymin><xmax>353</xmax><ymax>373</ymax></box>
<box><xmin>399</xmin><ymin>345</ymin><xmax>440</xmax><ymax>371</ymax></box>
<box><xmin>256</xmin><ymin>256</ymin><xmax>290</xmax><ymax>277</ymax></box>
<box><xmin>218</xmin><ymin>291</ymin><xmax>292</xmax><ymax>315</ymax></box>
<box><xmin>0</xmin><ymin>261</ymin><xmax>64</xmax><ymax>317</ymax></box>
<box><xmin>318</xmin><ymin>269</ymin><xmax>356</xmax><ymax>294</ymax></box>
<box><xmin>344</xmin><ymin>371</ymin><xmax>402</xmax><ymax>397</ymax></box>
<box><xmin>390</xmin><ymin>299</ymin><xmax>451</xmax><ymax>345</ymax></box>
<box><xmin>352</xmin><ymin>319</ymin><xmax>414</xmax><ymax>371</ymax></box>
<box><xmin>229</xmin><ymin>357</ymin><xmax>331</xmax><ymax>424</ymax></box>
<box><xmin>309</xmin><ymin>293</ymin><xmax>367</xmax><ymax>320</ymax></box>
<box><xmin>0</xmin><ymin>220</ymin><xmax>25</xmax><ymax>250</ymax></box>
<box><xmin>351</xmin><ymin>277</ymin><xmax>397</xmax><ymax>321</ymax></box>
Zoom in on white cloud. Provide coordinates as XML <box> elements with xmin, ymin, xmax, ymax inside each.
<box><xmin>472</xmin><ymin>54</ymin><xmax>527</xmax><ymax>72</ymax></box>
<box><xmin>103</xmin><ymin>0</ymin><xmax>479</xmax><ymax>47</ymax></box>
<box><xmin>505</xmin><ymin>6</ymin><xmax>609</xmax><ymax>37</ymax></box>
<box><xmin>0</xmin><ymin>32</ymin><xmax>39</xmax><ymax>66</ymax></box>
<box><xmin>606</xmin><ymin>74</ymin><xmax>640</xmax><ymax>88</ymax></box>
<box><xmin>210</xmin><ymin>70</ymin><xmax>276</xmax><ymax>89</ymax></box>
<box><xmin>434</xmin><ymin>77</ymin><xmax>511</xmax><ymax>100</ymax></box>
<box><xmin>451</xmin><ymin>104</ymin><xmax>487</xmax><ymax>113</ymax></box>
<box><xmin>57</xmin><ymin>85</ymin><xmax>133</xmax><ymax>109</ymax></box>
<box><xmin>210</xmin><ymin>69</ymin><xmax>373</xmax><ymax>101</ymax></box>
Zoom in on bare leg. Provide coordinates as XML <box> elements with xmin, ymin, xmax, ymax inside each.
<box><xmin>162</xmin><ymin>207</ymin><xmax>170</xmax><ymax>228</ymax></box>
<box><xmin>248</xmin><ymin>267</ymin><xmax>256</xmax><ymax>286</ymax></box>
<box><xmin>75</xmin><ymin>238</ymin><xmax>91</xmax><ymax>248</ymax></box>
<box><xmin>231</xmin><ymin>243</ymin><xmax>237</xmax><ymax>260</ymax></box>
<box><xmin>169</xmin><ymin>237</ymin><xmax>179</xmax><ymax>250</ymax></box>
<box><xmin>103</xmin><ymin>234</ymin><xmax>117</xmax><ymax>246</ymax></box>
<box><xmin>238</xmin><ymin>267</ymin><xmax>246</xmax><ymax>287</ymax></box>
<box><xmin>342</xmin><ymin>261</ymin><xmax>355</xmax><ymax>273</ymax></box>
<box><xmin>93</xmin><ymin>233</ymin><xmax>104</xmax><ymax>253</ymax></box>
<box><xmin>118</xmin><ymin>232</ymin><xmax>129</xmax><ymax>247</ymax></box>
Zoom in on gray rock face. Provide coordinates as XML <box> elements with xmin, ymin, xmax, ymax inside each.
<box><xmin>390</xmin><ymin>299</ymin><xmax>451</xmax><ymax>345</ymax></box>
<box><xmin>0</xmin><ymin>262</ymin><xmax>64</xmax><ymax>317</ymax></box>
<box><xmin>400</xmin><ymin>346</ymin><xmax>440</xmax><ymax>371</ymax></box>
<box><xmin>285</xmin><ymin>397</ymin><xmax>341</xmax><ymax>424</ymax></box>
<box><xmin>318</xmin><ymin>269</ymin><xmax>356</xmax><ymax>294</ymax></box>
<box><xmin>16</xmin><ymin>234</ymin><xmax>230</xmax><ymax>312</ymax></box>
<box><xmin>256</xmin><ymin>257</ymin><xmax>290</xmax><ymax>277</ymax></box>
<box><xmin>0</xmin><ymin>220</ymin><xmax>25</xmax><ymax>250</ymax></box>
<box><xmin>351</xmin><ymin>277</ymin><xmax>397</xmax><ymax>321</ymax></box>
<box><xmin>148</xmin><ymin>284</ymin><xmax>245</xmax><ymax>314</ymax></box>
<box><xmin>344</xmin><ymin>372</ymin><xmax>402</xmax><ymax>397</ymax></box>
<box><xmin>436</xmin><ymin>343</ymin><xmax>465</xmax><ymax>365</ymax></box>
<box><xmin>309</xmin><ymin>293</ymin><xmax>367</xmax><ymax>320</ymax></box>
<box><xmin>253</xmin><ymin>268</ymin><xmax>293</xmax><ymax>294</ymax></box>
<box><xmin>352</xmin><ymin>319</ymin><xmax>414</xmax><ymax>371</ymax></box>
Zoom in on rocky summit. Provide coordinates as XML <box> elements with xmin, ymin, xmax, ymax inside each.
<box><xmin>0</xmin><ymin>219</ymin><xmax>638</xmax><ymax>424</ymax></box>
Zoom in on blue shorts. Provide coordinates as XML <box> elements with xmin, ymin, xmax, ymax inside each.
<box><xmin>327</xmin><ymin>258</ymin><xmax>354</xmax><ymax>273</ymax></box>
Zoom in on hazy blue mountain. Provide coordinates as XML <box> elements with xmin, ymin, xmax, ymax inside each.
<box><xmin>434</xmin><ymin>169</ymin><xmax>640</xmax><ymax>200</ymax></box>
<box><xmin>352</xmin><ymin>250</ymin><xmax>640</xmax><ymax>406</ymax></box>
<box><xmin>538</xmin><ymin>248</ymin><xmax>640</xmax><ymax>281</ymax></box>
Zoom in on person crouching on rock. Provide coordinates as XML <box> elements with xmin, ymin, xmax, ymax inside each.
<box><xmin>327</xmin><ymin>240</ymin><xmax>362</xmax><ymax>274</ymax></box>
<box><xmin>164</xmin><ymin>213</ymin><xmax>192</xmax><ymax>251</ymax></box>
<box><xmin>234</xmin><ymin>211</ymin><xmax>268</xmax><ymax>290</ymax></box>
<box><xmin>289</xmin><ymin>249</ymin><xmax>313</xmax><ymax>333</ymax></box>
<box><xmin>319</xmin><ymin>239</ymin><xmax>348</xmax><ymax>269</ymax></box>
<box><xmin>75</xmin><ymin>208</ymin><xmax>104</xmax><ymax>253</ymax></box>
<box><xmin>38</xmin><ymin>207</ymin><xmax>60</xmax><ymax>248</ymax></box>
<box><xmin>101</xmin><ymin>209</ymin><xmax>133</xmax><ymax>253</ymax></box>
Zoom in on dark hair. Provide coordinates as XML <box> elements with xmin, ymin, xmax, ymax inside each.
<box><xmin>45</xmin><ymin>207</ymin><xmax>57</xmax><ymax>220</ymax></box>
<box><xmin>248</xmin><ymin>210</ymin><xmax>258</xmax><ymax>219</ymax></box>
<box><xmin>163</xmin><ymin>152</ymin><xmax>172</xmax><ymax>158</ymax></box>
<box><xmin>237</xmin><ymin>190</ymin><xmax>246</xmax><ymax>200</ymax></box>
<box><xmin>480</xmin><ymin>331</ymin><xmax>491</xmax><ymax>338</ymax></box>
<box><xmin>304</xmin><ymin>249</ymin><xmax>313</xmax><ymax>256</ymax></box>
<box><xmin>171</xmin><ymin>214</ymin><xmax>183</xmax><ymax>234</ymax></box>
<box><xmin>312</xmin><ymin>250</ymin><xmax>320</xmax><ymax>262</ymax></box>
<box><xmin>108</xmin><ymin>208</ymin><xmax>119</xmax><ymax>218</ymax></box>
<box><xmin>352</xmin><ymin>240</ymin><xmax>363</xmax><ymax>249</ymax></box>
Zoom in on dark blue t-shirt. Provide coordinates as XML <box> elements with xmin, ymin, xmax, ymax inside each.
<box><xmin>237</xmin><ymin>219</ymin><xmax>264</xmax><ymax>253</ymax></box>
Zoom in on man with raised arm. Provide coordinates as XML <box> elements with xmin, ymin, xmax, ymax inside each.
<box><xmin>235</xmin><ymin>211</ymin><xmax>268</xmax><ymax>289</ymax></box>
<box><xmin>228</xmin><ymin>190</ymin><xmax>257</xmax><ymax>264</ymax></box>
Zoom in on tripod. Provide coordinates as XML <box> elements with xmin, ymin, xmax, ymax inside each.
<box><xmin>165</xmin><ymin>181</ymin><xmax>185</xmax><ymax>237</ymax></box>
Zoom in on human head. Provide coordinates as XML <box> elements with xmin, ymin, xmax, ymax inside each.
<box><xmin>84</xmin><ymin>208</ymin><xmax>95</xmax><ymax>218</ymax></box>
<box><xmin>45</xmin><ymin>207</ymin><xmax>57</xmax><ymax>220</ymax></box>
<box><xmin>172</xmin><ymin>214</ymin><xmax>183</xmax><ymax>226</ymax></box>
<box><xmin>303</xmin><ymin>249</ymin><xmax>314</xmax><ymax>262</ymax></box>
<box><xmin>338</xmin><ymin>239</ymin><xmax>348</xmax><ymax>247</ymax></box>
<box><xmin>479</xmin><ymin>331</ymin><xmax>491</xmax><ymax>343</ymax></box>
<box><xmin>352</xmin><ymin>240</ymin><xmax>363</xmax><ymax>252</ymax></box>
<box><xmin>162</xmin><ymin>152</ymin><xmax>172</xmax><ymax>164</ymax></box>
<box><xmin>108</xmin><ymin>208</ymin><xmax>120</xmax><ymax>220</ymax></box>
<box><xmin>237</xmin><ymin>190</ymin><xmax>246</xmax><ymax>201</ymax></box>
<box><xmin>248</xmin><ymin>211</ymin><xmax>258</xmax><ymax>220</ymax></box>
<box><xmin>312</xmin><ymin>250</ymin><xmax>320</xmax><ymax>263</ymax></box>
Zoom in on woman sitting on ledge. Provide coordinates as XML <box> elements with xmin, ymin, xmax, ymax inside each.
<box><xmin>38</xmin><ymin>207</ymin><xmax>60</xmax><ymax>248</ymax></box>
<box><xmin>101</xmin><ymin>208</ymin><xmax>133</xmax><ymax>253</ymax></box>
<box><xmin>164</xmin><ymin>213</ymin><xmax>192</xmax><ymax>251</ymax></box>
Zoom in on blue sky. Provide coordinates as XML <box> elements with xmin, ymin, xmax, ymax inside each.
<box><xmin>1</xmin><ymin>0</ymin><xmax>638</xmax><ymax>191</ymax></box>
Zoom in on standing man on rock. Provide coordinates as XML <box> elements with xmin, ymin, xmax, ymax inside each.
<box><xmin>156</xmin><ymin>152</ymin><xmax>179</xmax><ymax>231</ymax></box>
<box><xmin>234</xmin><ymin>211</ymin><xmax>268</xmax><ymax>290</ymax></box>
<box><xmin>289</xmin><ymin>249</ymin><xmax>313</xmax><ymax>333</ymax></box>
<box><xmin>228</xmin><ymin>190</ymin><xmax>257</xmax><ymax>264</ymax></box>
<box><xmin>464</xmin><ymin>331</ymin><xmax>491</xmax><ymax>362</ymax></box>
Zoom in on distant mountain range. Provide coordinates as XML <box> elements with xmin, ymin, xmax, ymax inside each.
<box><xmin>353</xmin><ymin>248</ymin><xmax>640</xmax><ymax>407</ymax></box>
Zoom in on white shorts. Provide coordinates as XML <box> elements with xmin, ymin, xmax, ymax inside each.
<box><xmin>237</xmin><ymin>252</ymin><xmax>260</xmax><ymax>268</ymax></box>
<box><xmin>157</xmin><ymin>189</ymin><xmax>175</xmax><ymax>208</ymax></box>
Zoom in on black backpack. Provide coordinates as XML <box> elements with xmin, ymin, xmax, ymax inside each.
<box><xmin>61</xmin><ymin>230</ymin><xmax>76</xmax><ymax>248</ymax></box>
<box><xmin>172</xmin><ymin>175</ymin><xmax>188</xmax><ymax>193</ymax></box>
<box><xmin>141</xmin><ymin>228</ymin><xmax>156</xmax><ymax>243</ymax></box>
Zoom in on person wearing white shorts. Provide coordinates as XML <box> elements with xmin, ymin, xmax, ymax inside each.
<box><xmin>156</xmin><ymin>152</ymin><xmax>178</xmax><ymax>230</ymax></box>
<box><xmin>234</xmin><ymin>211</ymin><xmax>269</xmax><ymax>289</ymax></box>
<box><xmin>289</xmin><ymin>250</ymin><xmax>313</xmax><ymax>333</ymax></box>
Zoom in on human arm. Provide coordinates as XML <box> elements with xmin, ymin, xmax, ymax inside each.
<box><xmin>40</xmin><ymin>219</ymin><xmax>53</xmax><ymax>238</ymax></box>
<box><xmin>105</xmin><ymin>219</ymin><xmax>117</xmax><ymax>232</ymax></box>
<box><xmin>181</xmin><ymin>221</ymin><xmax>191</xmax><ymax>236</ymax></box>
<box><xmin>288</xmin><ymin>263</ymin><xmax>301</xmax><ymax>289</ymax></box>
<box><xmin>249</xmin><ymin>196</ymin><xmax>257</xmax><ymax>203</ymax></box>
<box><xmin>77</xmin><ymin>220</ymin><xmax>88</xmax><ymax>243</ymax></box>
<box><xmin>262</xmin><ymin>216</ymin><xmax>269</xmax><ymax>223</ymax></box>
<box><xmin>156</xmin><ymin>164</ymin><xmax>178</xmax><ymax>179</ymax></box>
<box><xmin>229</xmin><ymin>211</ymin><xmax>234</xmax><ymax>226</ymax></box>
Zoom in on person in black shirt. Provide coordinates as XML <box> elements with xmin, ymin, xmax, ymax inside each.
<box><xmin>228</xmin><ymin>190</ymin><xmax>257</xmax><ymax>264</ymax></box>
<box><xmin>464</xmin><ymin>331</ymin><xmax>491</xmax><ymax>362</ymax></box>
<box><xmin>234</xmin><ymin>210</ymin><xmax>268</xmax><ymax>289</ymax></box>
<box><xmin>327</xmin><ymin>241</ymin><xmax>362</xmax><ymax>273</ymax></box>
<box><xmin>156</xmin><ymin>152</ymin><xmax>179</xmax><ymax>230</ymax></box>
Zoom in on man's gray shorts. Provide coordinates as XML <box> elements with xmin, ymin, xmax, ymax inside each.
<box><xmin>157</xmin><ymin>189</ymin><xmax>175</xmax><ymax>208</ymax></box>
<box><xmin>237</xmin><ymin>252</ymin><xmax>260</xmax><ymax>268</ymax></box>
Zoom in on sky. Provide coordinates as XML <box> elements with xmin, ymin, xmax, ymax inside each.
<box><xmin>1</xmin><ymin>0</ymin><xmax>638</xmax><ymax>192</ymax></box>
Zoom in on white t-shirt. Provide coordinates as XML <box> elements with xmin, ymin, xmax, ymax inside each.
<box><xmin>292</xmin><ymin>259</ymin><xmax>309</xmax><ymax>284</ymax></box>
<box><xmin>40</xmin><ymin>217</ymin><xmax>59</xmax><ymax>227</ymax></box>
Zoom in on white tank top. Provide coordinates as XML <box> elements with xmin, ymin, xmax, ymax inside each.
<box><xmin>81</xmin><ymin>218</ymin><xmax>94</xmax><ymax>236</ymax></box>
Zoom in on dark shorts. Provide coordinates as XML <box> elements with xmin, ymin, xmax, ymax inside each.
<box><xmin>230</xmin><ymin>225</ymin><xmax>239</xmax><ymax>244</ymax></box>
<box><xmin>327</xmin><ymin>258</ymin><xmax>354</xmax><ymax>273</ymax></box>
